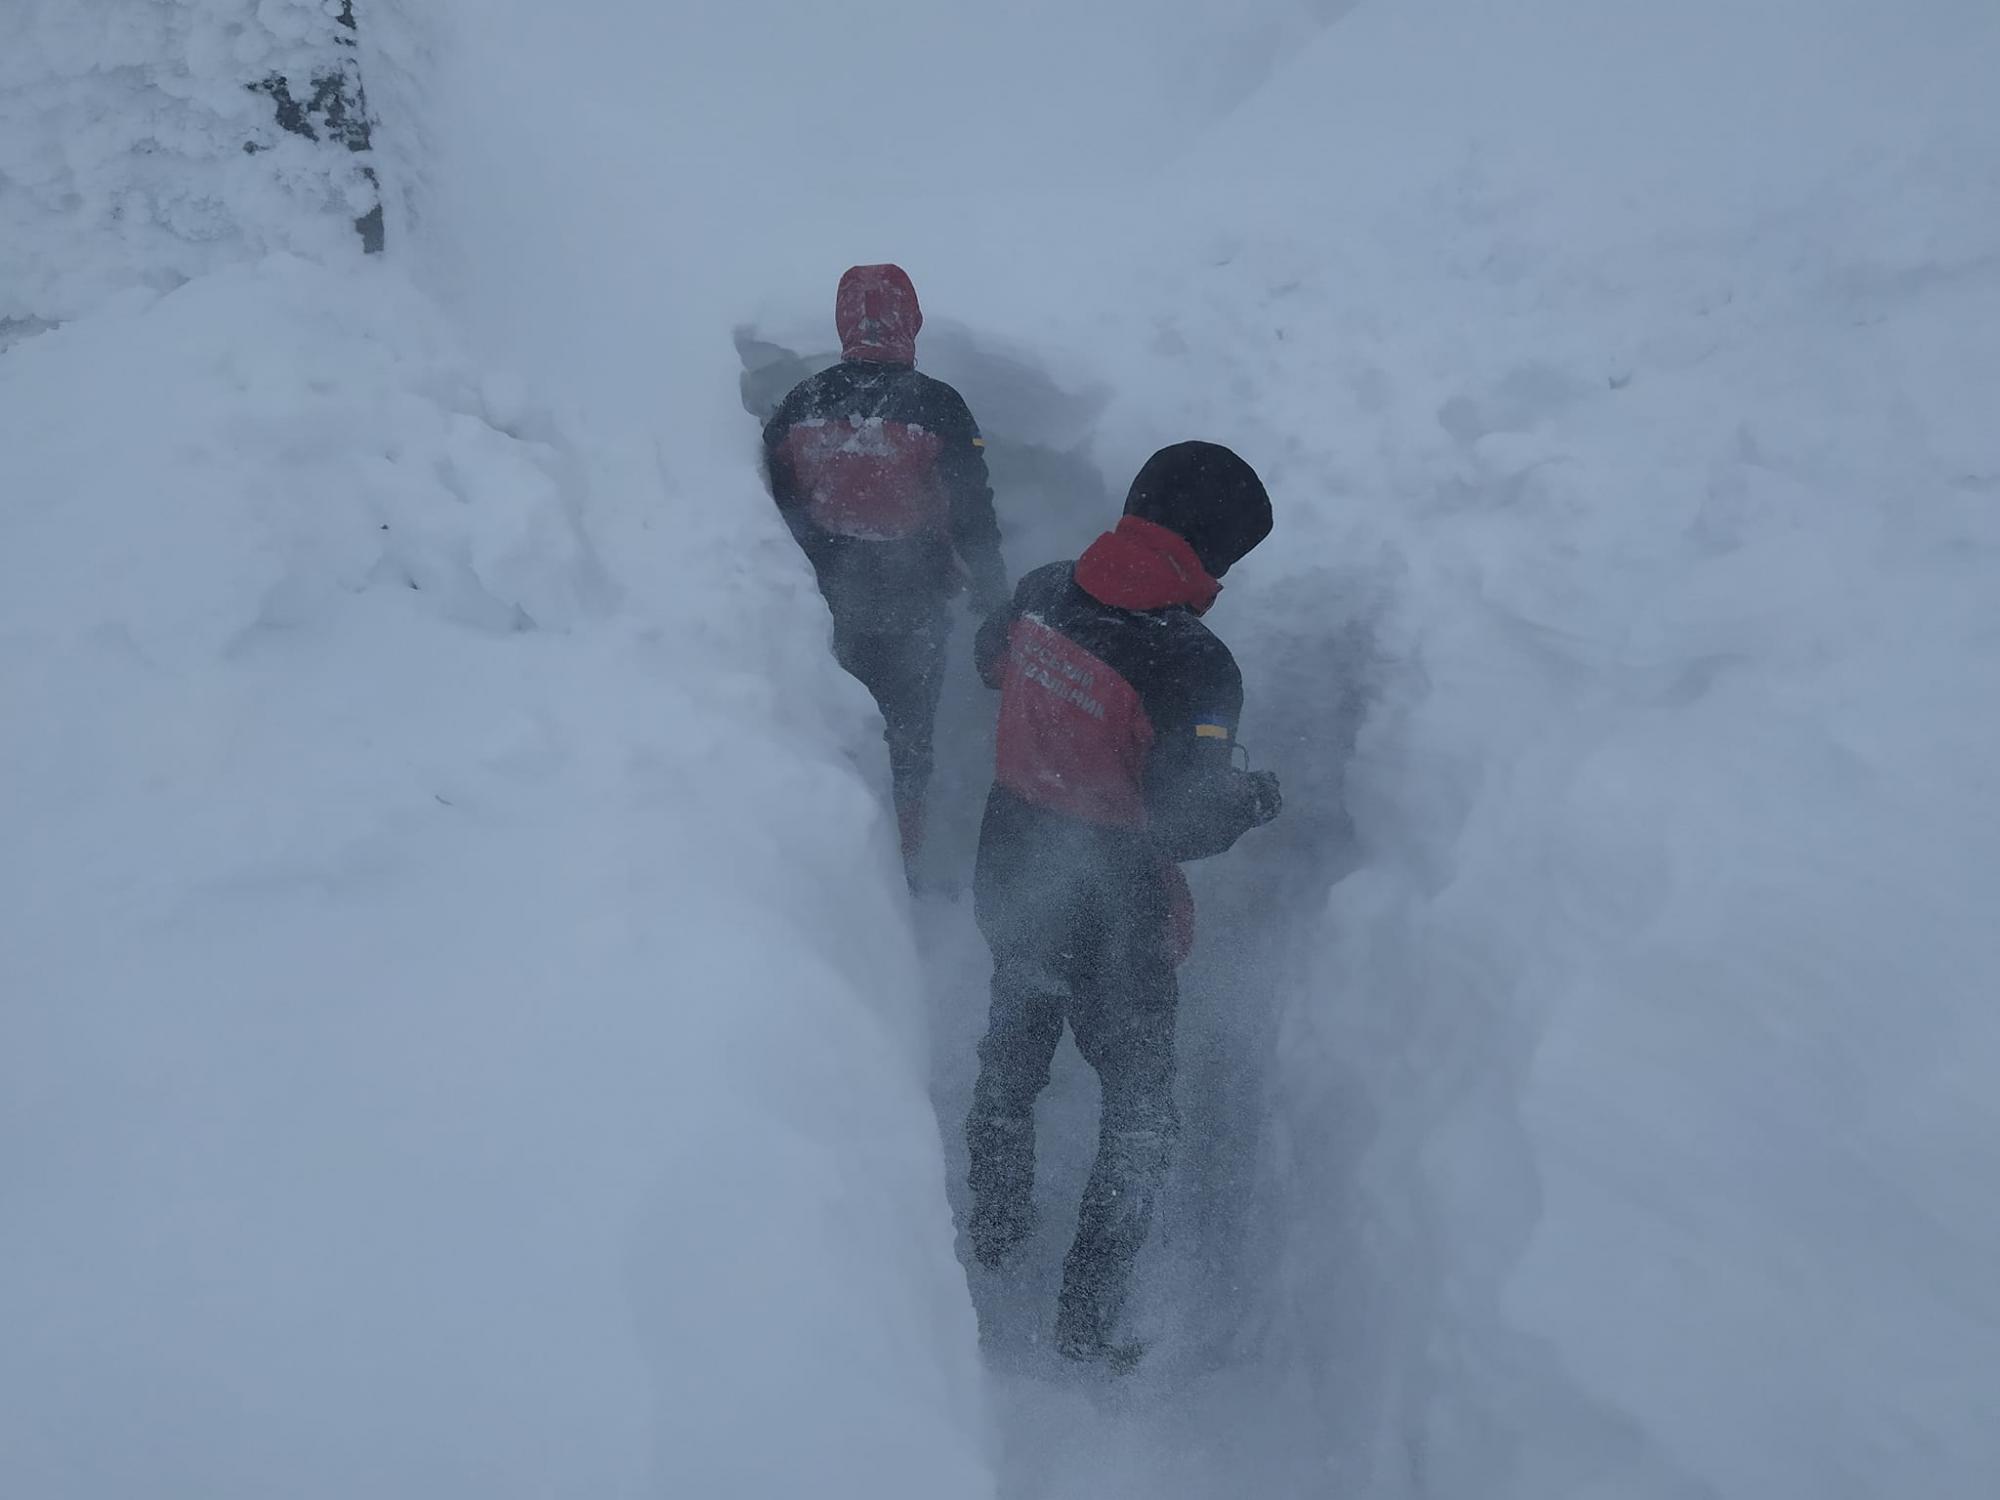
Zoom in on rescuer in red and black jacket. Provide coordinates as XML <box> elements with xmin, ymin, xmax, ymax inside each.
<box><xmin>763</xmin><ymin>264</ymin><xmax>1008</xmax><ymax>865</ymax></box>
<box><xmin>963</xmin><ymin>440</ymin><xmax>1281</xmax><ymax>1365</ymax></box>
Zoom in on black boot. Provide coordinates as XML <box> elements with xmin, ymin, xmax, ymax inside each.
<box><xmin>1052</xmin><ymin>1125</ymin><xmax>1170</xmax><ymax>1366</ymax></box>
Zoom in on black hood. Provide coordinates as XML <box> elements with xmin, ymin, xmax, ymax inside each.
<box><xmin>1121</xmin><ymin>441</ymin><xmax>1272</xmax><ymax>578</ymax></box>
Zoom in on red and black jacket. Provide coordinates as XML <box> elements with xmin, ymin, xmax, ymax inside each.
<box><xmin>762</xmin><ymin>265</ymin><xmax>1005</xmax><ymax>629</ymax></box>
<box><xmin>972</xmin><ymin>443</ymin><xmax>1274</xmax><ymax>964</ymax></box>
<box><xmin>975</xmin><ymin>519</ymin><xmax>1268</xmax><ymax>867</ymax></box>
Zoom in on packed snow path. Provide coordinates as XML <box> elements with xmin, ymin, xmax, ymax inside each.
<box><xmin>742</xmin><ymin>316</ymin><xmax>1435</xmax><ymax>1494</ymax></box>
<box><xmin>906</xmin><ymin>360</ymin><xmax>1375</xmax><ymax>1498</ymax></box>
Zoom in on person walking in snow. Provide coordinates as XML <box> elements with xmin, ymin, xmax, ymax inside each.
<box><xmin>964</xmin><ymin>441</ymin><xmax>1283</xmax><ymax>1365</ymax></box>
<box><xmin>762</xmin><ymin>264</ymin><xmax>1009</xmax><ymax>867</ymax></box>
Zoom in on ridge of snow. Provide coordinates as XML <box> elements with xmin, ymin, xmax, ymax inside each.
<box><xmin>0</xmin><ymin>79</ymin><xmax>992</xmax><ymax>1500</ymax></box>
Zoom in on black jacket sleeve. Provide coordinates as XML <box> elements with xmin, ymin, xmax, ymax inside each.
<box><xmin>975</xmin><ymin>607</ymin><xmax>1013</xmax><ymax>689</ymax></box>
<box><xmin>1143</xmin><ymin>636</ymin><xmax>1269</xmax><ymax>862</ymax></box>
<box><xmin>761</xmin><ymin>385</ymin><xmax>820</xmax><ymax>552</ymax></box>
<box><xmin>926</xmin><ymin>381</ymin><xmax>1007</xmax><ymax>609</ymax></box>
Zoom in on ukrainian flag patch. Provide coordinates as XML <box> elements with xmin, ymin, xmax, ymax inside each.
<box><xmin>971</xmin><ymin>437</ymin><xmax>986</xmax><ymax>448</ymax></box>
<box><xmin>1194</xmin><ymin>722</ymin><xmax>1231</xmax><ymax>740</ymax></box>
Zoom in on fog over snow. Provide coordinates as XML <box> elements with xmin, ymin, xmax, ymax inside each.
<box><xmin>3</xmin><ymin>2</ymin><xmax>1996</xmax><ymax>1497</ymax></box>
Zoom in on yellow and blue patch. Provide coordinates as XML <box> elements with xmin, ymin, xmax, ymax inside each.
<box><xmin>1194</xmin><ymin>721</ymin><xmax>1231</xmax><ymax>740</ymax></box>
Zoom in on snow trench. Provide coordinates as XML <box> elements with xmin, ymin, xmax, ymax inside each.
<box><xmin>741</xmin><ymin>336</ymin><xmax>1630</xmax><ymax>1500</ymax></box>
<box><xmin>737</xmin><ymin>325</ymin><xmax>1415</xmax><ymax>1497</ymax></box>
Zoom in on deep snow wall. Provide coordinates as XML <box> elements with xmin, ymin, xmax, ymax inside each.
<box><xmin>2</xmin><ymin>4</ymin><xmax>992</xmax><ymax>1496</ymax></box>
<box><xmin>1112</xmin><ymin>2</ymin><xmax>2000</xmax><ymax>1495</ymax></box>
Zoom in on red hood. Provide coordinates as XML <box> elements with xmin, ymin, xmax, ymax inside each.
<box><xmin>836</xmin><ymin>263</ymin><xmax>922</xmax><ymax>365</ymax></box>
<box><xmin>1074</xmin><ymin>516</ymin><xmax>1221</xmax><ymax>615</ymax></box>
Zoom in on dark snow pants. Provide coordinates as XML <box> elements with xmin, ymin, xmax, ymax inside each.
<box><xmin>830</xmin><ymin>610</ymin><xmax>950</xmax><ymax>826</ymax></box>
<box><xmin>966</xmin><ymin>802</ymin><xmax>1181</xmax><ymax>1350</ymax></box>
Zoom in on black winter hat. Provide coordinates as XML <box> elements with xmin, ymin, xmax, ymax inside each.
<box><xmin>1122</xmin><ymin>441</ymin><xmax>1273</xmax><ymax>577</ymax></box>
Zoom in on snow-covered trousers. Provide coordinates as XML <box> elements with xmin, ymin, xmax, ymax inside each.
<box><xmin>830</xmin><ymin>610</ymin><xmax>950</xmax><ymax>818</ymax></box>
<box><xmin>966</xmin><ymin>826</ymin><xmax>1181</xmax><ymax>1347</ymax></box>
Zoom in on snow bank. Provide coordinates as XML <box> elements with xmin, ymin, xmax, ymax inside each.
<box><xmin>1094</xmin><ymin>1</ymin><xmax>2000</xmax><ymax>1494</ymax></box>
<box><xmin>0</xmin><ymin>247</ymin><xmax>990</xmax><ymax>1498</ymax></box>
<box><xmin>0</xmin><ymin>12</ymin><xmax>990</xmax><ymax>1496</ymax></box>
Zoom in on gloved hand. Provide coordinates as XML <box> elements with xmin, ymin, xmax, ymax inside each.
<box><xmin>1244</xmin><ymin>769</ymin><xmax>1283</xmax><ymax>826</ymax></box>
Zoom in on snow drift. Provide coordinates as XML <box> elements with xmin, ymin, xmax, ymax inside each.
<box><xmin>1138</xmin><ymin>2</ymin><xmax>2000</xmax><ymax>1494</ymax></box>
<box><xmin>2</xmin><ymin>5</ymin><xmax>987</xmax><ymax>1497</ymax></box>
